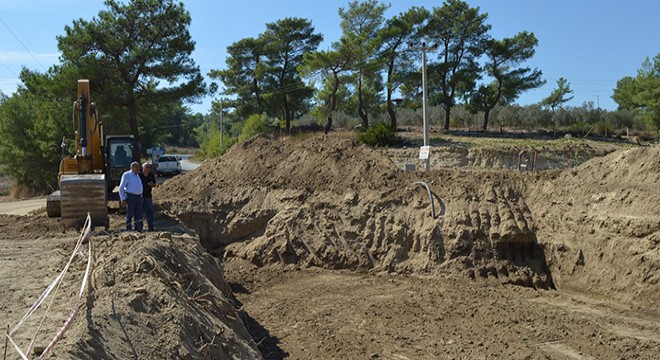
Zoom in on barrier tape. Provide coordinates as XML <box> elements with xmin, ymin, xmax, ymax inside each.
<box><xmin>5</xmin><ymin>214</ymin><xmax>93</xmax><ymax>359</ymax></box>
<box><xmin>39</xmin><ymin>231</ymin><xmax>93</xmax><ymax>359</ymax></box>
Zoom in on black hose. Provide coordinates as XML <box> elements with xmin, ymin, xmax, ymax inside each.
<box><xmin>79</xmin><ymin>96</ymin><xmax>88</xmax><ymax>150</ymax></box>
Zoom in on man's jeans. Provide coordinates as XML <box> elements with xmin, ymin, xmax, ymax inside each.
<box><xmin>126</xmin><ymin>193</ymin><xmax>143</xmax><ymax>231</ymax></box>
<box><xmin>142</xmin><ymin>197</ymin><xmax>154</xmax><ymax>231</ymax></box>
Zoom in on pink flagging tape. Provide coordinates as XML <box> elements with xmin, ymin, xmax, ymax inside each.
<box><xmin>5</xmin><ymin>213</ymin><xmax>94</xmax><ymax>360</ymax></box>
<box><xmin>38</xmin><ymin>300</ymin><xmax>82</xmax><ymax>359</ymax></box>
<box><xmin>39</xmin><ymin>235</ymin><xmax>93</xmax><ymax>359</ymax></box>
<box><xmin>10</xmin><ymin>216</ymin><xmax>91</xmax><ymax>335</ymax></box>
<box><xmin>25</xmin><ymin>215</ymin><xmax>92</xmax><ymax>356</ymax></box>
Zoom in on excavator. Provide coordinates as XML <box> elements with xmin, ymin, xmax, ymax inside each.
<box><xmin>46</xmin><ymin>80</ymin><xmax>138</xmax><ymax>229</ymax></box>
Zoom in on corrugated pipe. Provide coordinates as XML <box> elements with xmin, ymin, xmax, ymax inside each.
<box><xmin>413</xmin><ymin>181</ymin><xmax>436</xmax><ymax>218</ymax></box>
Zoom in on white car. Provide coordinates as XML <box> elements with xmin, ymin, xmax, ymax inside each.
<box><xmin>155</xmin><ymin>155</ymin><xmax>182</xmax><ymax>176</ymax></box>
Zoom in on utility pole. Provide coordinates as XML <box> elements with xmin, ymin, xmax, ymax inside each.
<box><xmin>595</xmin><ymin>95</ymin><xmax>600</xmax><ymax>109</ymax></box>
<box><xmin>410</xmin><ymin>42</ymin><xmax>437</xmax><ymax>171</ymax></box>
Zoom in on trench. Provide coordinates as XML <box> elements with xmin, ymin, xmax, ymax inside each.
<box><xmin>164</xmin><ymin>192</ymin><xmax>556</xmax><ymax>290</ymax></box>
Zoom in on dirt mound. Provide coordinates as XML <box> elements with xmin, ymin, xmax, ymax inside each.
<box><xmin>527</xmin><ymin>145</ymin><xmax>660</xmax><ymax>306</ymax></box>
<box><xmin>162</xmin><ymin>134</ymin><xmax>400</xmax><ymax>196</ymax></box>
<box><xmin>1</xmin><ymin>214</ymin><xmax>261</xmax><ymax>359</ymax></box>
<box><xmin>158</xmin><ymin>134</ymin><xmax>553</xmax><ymax>288</ymax></box>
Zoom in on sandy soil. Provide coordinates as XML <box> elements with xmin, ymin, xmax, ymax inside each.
<box><xmin>1</xmin><ymin>133</ymin><xmax>658</xmax><ymax>360</ymax></box>
<box><xmin>0</xmin><ymin>197</ymin><xmax>46</xmax><ymax>215</ymax></box>
<box><xmin>224</xmin><ymin>259</ymin><xmax>659</xmax><ymax>360</ymax></box>
<box><xmin>155</xmin><ymin>134</ymin><xmax>658</xmax><ymax>359</ymax></box>
<box><xmin>0</xmin><ymin>212</ymin><xmax>260</xmax><ymax>359</ymax></box>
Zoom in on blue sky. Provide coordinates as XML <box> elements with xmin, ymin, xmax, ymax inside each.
<box><xmin>0</xmin><ymin>0</ymin><xmax>658</xmax><ymax>114</ymax></box>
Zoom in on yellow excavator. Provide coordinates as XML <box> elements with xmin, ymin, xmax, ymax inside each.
<box><xmin>46</xmin><ymin>80</ymin><xmax>138</xmax><ymax>229</ymax></box>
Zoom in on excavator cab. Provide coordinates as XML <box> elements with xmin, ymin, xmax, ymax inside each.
<box><xmin>105</xmin><ymin>135</ymin><xmax>139</xmax><ymax>201</ymax></box>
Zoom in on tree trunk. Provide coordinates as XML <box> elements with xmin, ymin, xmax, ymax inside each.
<box><xmin>283</xmin><ymin>94</ymin><xmax>291</xmax><ymax>133</ymax></box>
<box><xmin>387</xmin><ymin>96</ymin><xmax>396</xmax><ymax>130</ymax></box>
<box><xmin>127</xmin><ymin>96</ymin><xmax>141</xmax><ymax>157</ymax></box>
<box><xmin>386</xmin><ymin>59</ymin><xmax>396</xmax><ymax>129</ymax></box>
<box><xmin>325</xmin><ymin>72</ymin><xmax>340</xmax><ymax>134</ymax></box>
<box><xmin>252</xmin><ymin>72</ymin><xmax>262</xmax><ymax>111</ymax></box>
<box><xmin>357</xmin><ymin>75</ymin><xmax>368</xmax><ymax>128</ymax></box>
<box><xmin>482</xmin><ymin>108</ymin><xmax>490</xmax><ymax>131</ymax></box>
<box><xmin>325</xmin><ymin>113</ymin><xmax>333</xmax><ymax>134</ymax></box>
<box><xmin>443</xmin><ymin>100</ymin><xmax>451</xmax><ymax>131</ymax></box>
<box><xmin>483</xmin><ymin>77</ymin><xmax>503</xmax><ymax>131</ymax></box>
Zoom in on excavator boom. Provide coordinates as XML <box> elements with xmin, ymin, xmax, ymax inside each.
<box><xmin>46</xmin><ymin>80</ymin><xmax>109</xmax><ymax>229</ymax></box>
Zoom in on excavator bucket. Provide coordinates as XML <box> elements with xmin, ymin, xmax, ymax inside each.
<box><xmin>60</xmin><ymin>174</ymin><xmax>109</xmax><ymax>229</ymax></box>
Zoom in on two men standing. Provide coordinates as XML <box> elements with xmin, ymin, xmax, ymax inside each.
<box><xmin>118</xmin><ymin>161</ymin><xmax>156</xmax><ymax>231</ymax></box>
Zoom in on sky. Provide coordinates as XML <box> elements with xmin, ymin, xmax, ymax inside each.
<box><xmin>0</xmin><ymin>0</ymin><xmax>658</xmax><ymax>114</ymax></box>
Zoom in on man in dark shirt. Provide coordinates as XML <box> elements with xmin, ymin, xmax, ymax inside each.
<box><xmin>140</xmin><ymin>163</ymin><xmax>157</xmax><ymax>231</ymax></box>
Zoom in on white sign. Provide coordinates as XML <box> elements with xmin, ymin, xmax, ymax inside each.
<box><xmin>419</xmin><ymin>146</ymin><xmax>431</xmax><ymax>160</ymax></box>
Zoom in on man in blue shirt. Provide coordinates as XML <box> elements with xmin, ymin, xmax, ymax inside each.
<box><xmin>119</xmin><ymin>161</ymin><xmax>144</xmax><ymax>231</ymax></box>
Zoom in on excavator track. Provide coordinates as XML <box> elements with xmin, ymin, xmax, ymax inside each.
<box><xmin>46</xmin><ymin>191</ymin><xmax>61</xmax><ymax>218</ymax></box>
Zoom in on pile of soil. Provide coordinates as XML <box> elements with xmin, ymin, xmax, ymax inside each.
<box><xmin>526</xmin><ymin>145</ymin><xmax>660</xmax><ymax>306</ymax></box>
<box><xmin>157</xmin><ymin>135</ymin><xmax>553</xmax><ymax>288</ymax></box>
<box><xmin>0</xmin><ymin>214</ymin><xmax>261</xmax><ymax>359</ymax></box>
<box><xmin>158</xmin><ymin>135</ymin><xmax>659</xmax><ymax>306</ymax></box>
<box><xmin>1</xmin><ymin>135</ymin><xmax>658</xmax><ymax>359</ymax></box>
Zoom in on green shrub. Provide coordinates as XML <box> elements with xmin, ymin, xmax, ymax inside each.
<box><xmin>239</xmin><ymin>114</ymin><xmax>268</xmax><ymax>142</ymax></box>
<box><xmin>356</xmin><ymin>122</ymin><xmax>400</xmax><ymax>147</ymax></box>
<box><xmin>0</xmin><ymin>91</ymin><xmax>70</xmax><ymax>192</ymax></box>
<box><xmin>568</xmin><ymin>121</ymin><xmax>590</xmax><ymax>134</ymax></box>
<box><xmin>197</xmin><ymin>123</ymin><xmax>235</xmax><ymax>159</ymax></box>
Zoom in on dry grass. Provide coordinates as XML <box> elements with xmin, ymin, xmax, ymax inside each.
<box><xmin>9</xmin><ymin>184</ymin><xmax>40</xmax><ymax>199</ymax></box>
<box><xmin>0</xmin><ymin>175</ymin><xmax>12</xmax><ymax>197</ymax></box>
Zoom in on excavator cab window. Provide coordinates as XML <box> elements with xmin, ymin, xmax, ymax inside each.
<box><xmin>110</xmin><ymin>143</ymin><xmax>133</xmax><ymax>167</ymax></box>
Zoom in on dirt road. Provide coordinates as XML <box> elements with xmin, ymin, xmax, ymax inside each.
<box><xmin>0</xmin><ymin>197</ymin><xmax>45</xmax><ymax>215</ymax></box>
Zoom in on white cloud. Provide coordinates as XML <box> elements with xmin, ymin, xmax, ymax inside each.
<box><xmin>0</xmin><ymin>51</ymin><xmax>59</xmax><ymax>63</ymax></box>
<box><xmin>0</xmin><ymin>78</ymin><xmax>20</xmax><ymax>95</ymax></box>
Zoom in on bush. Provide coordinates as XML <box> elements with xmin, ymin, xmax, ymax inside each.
<box><xmin>568</xmin><ymin>121</ymin><xmax>590</xmax><ymax>135</ymax></box>
<box><xmin>196</xmin><ymin>123</ymin><xmax>235</xmax><ymax>159</ymax></box>
<box><xmin>239</xmin><ymin>114</ymin><xmax>268</xmax><ymax>142</ymax></box>
<box><xmin>0</xmin><ymin>91</ymin><xmax>70</xmax><ymax>192</ymax></box>
<box><xmin>356</xmin><ymin>122</ymin><xmax>400</xmax><ymax>147</ymax></box>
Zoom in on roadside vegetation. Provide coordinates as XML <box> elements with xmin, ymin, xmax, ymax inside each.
<box><xmin>0</xmin><ymin>174</ymin><xmax>12</xmax><ymax>198</ymax></box>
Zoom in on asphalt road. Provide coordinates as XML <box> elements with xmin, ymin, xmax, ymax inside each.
<box><xmin>179</xmin><ymin>156</ymin><xmax>201</xmax><ymax>172</ymax></box>
<box><xmin>155</xmin><ymin>155</ymin><xmax>200</xmax><ymax>184</ymax></box>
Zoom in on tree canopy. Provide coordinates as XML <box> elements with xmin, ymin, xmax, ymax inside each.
<box><xmin>541</xmin><ymin>77</ymin><xmax>574</xmax><ymax>111</ymax></box>
<box><xmin>0</xmin><ymin>72</ymin><xmax>70</xmax><ymax>191</ymax></box>
<box><xmin>57</xmin><ymin>0</ymin><xmax>206</xmax><ymax>151</ymax></box>
<box><xmin>425</xmin><ymin>0</ymin><xmax>491</xmax><ymax>130</ymax></box>
<box><xmin>338</xmin><ymin>0</ymin><xmax>389</xmax><ymax>128</ymax></box>
<box><xmin>469</xmin><ymin>31</ymin><xmax>545</xmax><ymax>130</ymax></box>
<box><xmin>612</xmin><ymin>53</ymin><xmax>660</xmax><ymax>129</ymax></box>
<box><xmin>210</xmin><ymin>17</ymin><xmax>322</xmax><ymax>132</ymax></box>
<box><xmin>377</xmin><ymin>6</ymin><xmax>429</xmax><ymax>129</ymax></box>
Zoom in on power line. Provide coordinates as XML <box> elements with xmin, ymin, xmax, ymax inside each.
<box><xmin>0</xmin><ymin>12</ymin><xmax>47</xmax><ymax>71</ymax></box>
<box><xmin>36</xmin><ymin>0</ymin><xmax>58</xmax><ymax>33</ymax></box>
<box><xmin>0</xmin><ymin>60</ymin><xmax>18</xmax><ymax>77</ymax></box>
